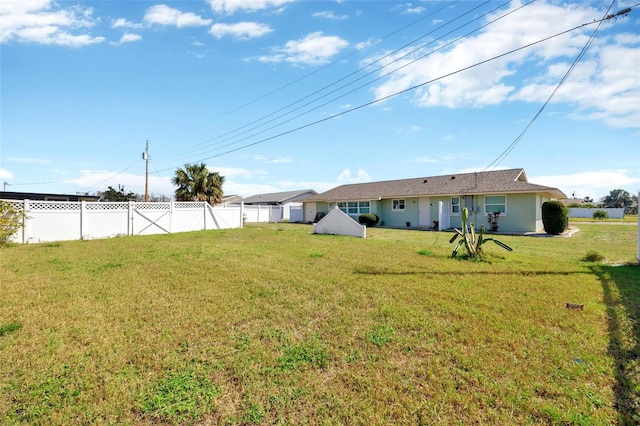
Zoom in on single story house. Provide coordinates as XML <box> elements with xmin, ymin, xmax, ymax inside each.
<box><xmin>242</xmin><ymin>189</ymin><xmax>318</xmax><ymax>222</ymax></box>
<box><xmin>301</xmin><ymin>169</ymin><xmax>566</xmax><ymax>233</ymax></box>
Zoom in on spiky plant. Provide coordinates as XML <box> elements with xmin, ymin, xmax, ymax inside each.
<box><xmin>449</xmin><ymin>208</ymin><xmax>512</xmax><ymax>258</ymax></box>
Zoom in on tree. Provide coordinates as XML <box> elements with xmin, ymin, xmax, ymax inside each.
<box><xmin>172</xmin><ymin>163</ymin><xmax>225</xmax><ymax>205</ymax></box>
<box><xmin>600</xmin><ymin>189</ymin><xmax>632</xmax><ymax>208</ymax></box>
<box><xmin>101</xmin><ymin>186</ymin><xmax>137</xmax><ymax>202</ymax></box>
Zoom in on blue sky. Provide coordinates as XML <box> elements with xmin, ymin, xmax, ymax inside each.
<box><xmin>1</xmin><ymin>0</ymin><xmax>639</xmax><ymax>201</ymax></box>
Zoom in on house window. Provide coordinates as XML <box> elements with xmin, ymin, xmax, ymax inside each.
<box><xmin>392</xmin><ymin>199</ymin><xmax>405</xmax><ymax>211</ymax></box>
<box><xmin>484</xmin><ymin>195</ymin><xmax>506</xmax><ymax>214</ymax></box>
<box><xmin>451</xmin><ymin>197</ymin><xmax>460</xmax><ymax>214</ymax></box>
<box><xmin>337</xmin><ymin>201</ymin><xmax>370</xmax><ymax>215</ymax></box>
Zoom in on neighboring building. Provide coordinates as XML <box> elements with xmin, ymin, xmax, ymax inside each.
<box><xmin>221</xmin><ymin>194</ymin><xmax>243</xmax><ymax>205</ymax></box>
<box><xmin>302</xmin><ymin>169</ymin><xmax>566</xmax><ymax>233</ymax></box>
<box><xmin>0</xmin><ymin>191</ymin><xmax>100</xmax><ymax>202</ymax></box>
<box><xmin>242</xmin><ymin>189</ymin><xmax>318</xmax><ymax>222</ymax></box>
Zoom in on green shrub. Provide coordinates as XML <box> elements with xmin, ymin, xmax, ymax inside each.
<box><xmin>583</xmin><ymin>251</ymin><xmax>604</xmax><ymax>262</ymax></box>
<box><xmin>542</xmin><ymin>201</ymin><xmax>568</xmax><ymax>235</ymax></box>
<box><xmin>592</xmin><ymin>210</ymin><xmax>608</xmax><ymax>220</ymax></box>
<box><xmin>0</xmin><ymin>201</ymin><xmax>24</xmax><ymax>245</ymax></box>
<box><xmin>358</xmin><ymin>213</ymin><xmax>380</xmax><ymax>226</ymax></box>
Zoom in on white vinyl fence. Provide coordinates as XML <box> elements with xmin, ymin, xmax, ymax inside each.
<box><xmin>242</xmin><ymin>205</ymin><xmax>282</xmax><ymax>223</ymax></box>
<box><xmin>568</xmin><ymin>207</ymin><xmax>625</xmax><ymax>219</ymax></box>
<box><xmin>3</xmin><ymin>199</ymin><xmax>244</xmax><ymax>244</ymax></box>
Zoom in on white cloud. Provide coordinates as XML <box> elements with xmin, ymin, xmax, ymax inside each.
<box><xmin>117</xmin><ymin>33</ymin><xmax>142</xmax><ymax>44</ymax></box>
<box><xmin>391</xmin><ymin>3</ymin><xmax>425</xmax><ymax>15</ymax></box>
<box><xmin>64</xmin><ymin>170</ymin><xmax>173</xmax><ymax>196</ymax></box>
<box><xmin>0</xmin><ymin>0</ymin><xmax>105</xmax><ymax>46</ymax></box>
<box><xmin>0</xmin><ymin>168</ymin><xmax>14</xmax><ymax>179</ymax></box>
<box><xmin>416</xmin><ymin>156</ymin><xmax>441</xmax><ymax>164</ymax></box>
<box><xmin>253</xmin><ymin>154</ymin><xmax>292</xmax><ymax>164</ymax></box>
<box><xmin>313</xmin><ymin>11</ymin><xmax>348</xmax><ymax>20</ymax></box>
<box><xmin>337</xmin><ymin>168</ymin><xmax>371</xmax><ymax>184</ymax></box>
<box><xmin>258</xmin><ymin>31</ymin><xmax>348</xmax><ymax>65</ymax></box>
<box><xmin>416</xmin><ymin>154</ymin><xmax>457</xmax><ymax>164</ymax></box>
<box><xmin>369</xmin><ymin>1</ymin><xmax>639</xmax><ymax>129</ymax></box>
<box><xmin>208</xmin><ymin>0</ymin><xmax>294</xmax><ymax>15</ymax></box>
<box><xmin>144</xmin><ymin>5</ymin><xmax>212</xmax><ymax>28</ymax></box>
<box><xmin>111</xmin><ymin>18</ymin><xmax>145</xmax><ymax>29</ymax></box>
<box><xmin>209</xmin><ymin>22</ymin><xmax>272</xmax><ymax>39</ymax></box>
<box><xmin>531</xmin><ymin>169</ymin><xmax>640</xmax><ymax>200</ymax></box>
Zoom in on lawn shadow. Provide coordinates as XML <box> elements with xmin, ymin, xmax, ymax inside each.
<box><xmin>591</xmin><ymin>263</ymin><xmax>640</xmax><ymax>425</ymax></box>
<box><xmin>354</xmin><ymin>267</ymin><xmax>591</xmax><ymax>277</ymax></box>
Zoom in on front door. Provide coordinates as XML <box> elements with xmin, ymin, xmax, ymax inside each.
<box><xmin>418</xmin><ymin>197</ymin><xmax>430</xmax><ymax>227</ymax></box>
<box><xmin>304</xmin><ymin>202</ymin><xmax>316</xmax><ymax>223</ymax></box>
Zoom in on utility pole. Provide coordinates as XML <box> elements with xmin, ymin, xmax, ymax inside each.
<box><xmin>143</xmin><ymin>140</ymin><xmax>149</xmax><ymax>202</ymax></box>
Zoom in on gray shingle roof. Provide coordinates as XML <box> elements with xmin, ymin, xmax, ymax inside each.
<box><xmin>243</xmin><ymin>189</ymin><xmax>318</xmax><ymax>204</ymax></box>
<box><xmin>304</xmin><ymin>169</ymin><xmax>565</xmax><ymax>202</ymax></box>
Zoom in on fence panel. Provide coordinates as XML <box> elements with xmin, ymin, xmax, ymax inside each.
<box><xmin>206</xmin><ymin>204</ymin><xmax>241</xmax><ymax>229</ymax></box>
<box><xmin>243</xmin><ymin>205</ymin><xmax>281</xmax><ymax>223</ymax></box>
<box><xmin>85</xmin><ymin>202</ymin><xmax>130</xmax><ymax>239</ymax></box>
<box><xmin>173</xmin><ymin>202</ymin><xmax>206</xmax><ymax>233</ymax></box>
<box><xmin>27</xmin><ymin>201</ymin><xmax>82</xmax><ymax>243</ymax></box>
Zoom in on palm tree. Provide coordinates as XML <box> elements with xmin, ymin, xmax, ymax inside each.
<box><xmin>172</xmin><ymin>163</ymin><xmax>225</xmax><ymax>205</ymax></box>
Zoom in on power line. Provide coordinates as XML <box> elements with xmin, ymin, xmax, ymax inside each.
<box><xmin>163</xmin><ymin>0</ymin><xmax>492</xmax><ymax>161</ymax></box>
<box><xmin>208</xmin><ymin>1</ymin><xmax>498</xmax><ymax>150</ymax></box>
<box><xmin>185</xmin><ymin>0</ymin><xmax>462</xmax><ymax>149</ymax></box>
<box><xmin>484</xmin><ymin>0</ymin><xmax>621</xmax><ymax>170</ymax></box>
<box><xmin>198</xmin><ymin>0</ymin><xmax>527</xmax><ymax>159</ymax></box>
<box><xmin>165</xmin><ymin>1</ymin><xmax>508</xmax><ymax>162</ymax></box>
<box><xmin>85</xmin><ymin>160</ymin><xmax>142</xmax><ymax>189</ymax></box>
<box><xmin>157</xmin><ymin>13</ymin><xmax>614</xmax><ymax>171</ymax></box>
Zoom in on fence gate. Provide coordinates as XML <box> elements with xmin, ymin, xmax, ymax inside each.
<box><xmin>132</xmin><ymin>202</ymin><xmax>172</xmax><ymax>235</ymax></box>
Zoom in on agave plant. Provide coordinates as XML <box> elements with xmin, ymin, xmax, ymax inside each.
<box><xmin>449</xmin><ymin>208</ymin><xmax>512</xmax><ymax>258</ymax></box>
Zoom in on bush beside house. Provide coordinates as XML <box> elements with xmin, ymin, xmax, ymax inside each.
<box><xmin>358</xmin><ymin>213</ymin><xmax>380</xmax><ymax>227</ymax></box>
<box><xmin>542</xmin><ymin>201</ymin><xmax>568</xmax><ymax>235</ymax></box>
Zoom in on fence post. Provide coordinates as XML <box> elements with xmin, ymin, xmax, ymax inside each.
<box><xmin>170</xmin><ymin>200</ymin><xmax>175</xmax><ymax>233</ymax></box>
<box><xmin>203</xmin><ymin>201</ymin><xmax>207</xmax><ymax>231</ymax></box>
<box><xmin>22</xmin><ymin>199</ymin><xmax>30</xmax><ymax>244</ymax></box>
<box><xmin>128</xmin><ymin>201</ymin><xmax>134</xmax><ymax>235</ymax></box>
<box><xmin>80</xmin><ymin>201</ymin><xmax>87</xmax><ymax>240</ymax></box>
<box><xmin>240</xmin><ymin>201</ymin><xmax>244</xmax><ymax>228</ymax></box>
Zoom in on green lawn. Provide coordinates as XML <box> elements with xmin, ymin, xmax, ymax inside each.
<box><xmin>1</xmin><ymin>223</ymin><xmax>638</xmax><ymax>425</ymax></box>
